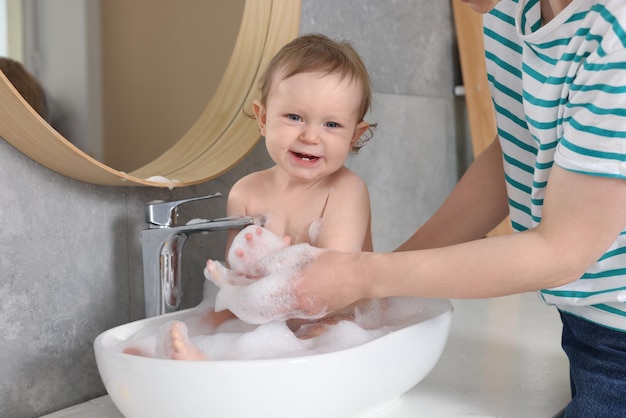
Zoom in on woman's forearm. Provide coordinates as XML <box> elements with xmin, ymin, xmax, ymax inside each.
<box><xmin>365</xmin><ymin>231</ymin><xmax>571</xmax><ymax>300</ymax></box>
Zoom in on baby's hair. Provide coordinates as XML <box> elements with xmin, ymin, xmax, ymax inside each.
<box><xmin>0</xmin><ymin>57</ymin><xmax>48</xmax><ymax>120</ymax></box>
<box><xmin>256</xmin><ymin>33</ymin><xmax>376</xmax><ymax>152</ymax></box>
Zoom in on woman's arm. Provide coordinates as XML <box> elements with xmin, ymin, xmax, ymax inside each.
<box><xmin>294</xmin><ymin>163</ymin><xmax>626</xmax><ymax>315</ymax></box>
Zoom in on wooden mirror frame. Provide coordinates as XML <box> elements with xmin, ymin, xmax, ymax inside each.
<box><xmin>0</xmin><ymin>0</ymin><xmax>300</xmax><ymax>187</ymax></box>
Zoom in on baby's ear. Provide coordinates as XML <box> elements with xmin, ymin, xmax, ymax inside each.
<box><xmin>351</xmin><ymin>121</ymin><xmax>370</xmax><ymax>146</ymax></box>
<box><xmin>253</xmin><ymin>100</ymin><xmax>267</xmax><ymax>136</ymax></box>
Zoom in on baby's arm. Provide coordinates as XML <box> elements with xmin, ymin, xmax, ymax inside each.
<box><xmin>316</xmin><ymin>170</ymin><xmax>373</xmax><ymax>252</ymax></box>
<box><xmin>224</xmin><ymin>176</ymin><xmax>250</xmax><ymax>260</ymax></box>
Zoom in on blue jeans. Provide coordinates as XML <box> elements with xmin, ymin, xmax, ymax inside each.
<box><xmin>559</xmin><ymin>311</ymin><xmax>626</xmax><ymax>418</ymax></box>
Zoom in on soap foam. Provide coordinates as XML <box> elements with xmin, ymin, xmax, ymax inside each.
<box><xmin>119</xmin><ymin>226</ymin><xmax>435</xmax><ymax>361</ymax></box>
<box><xmin>205</xmin><ymin>226</ymin><xmax>327</xmax><ymax>324</ymax></box>
<box><xmin>119</xmin><ymin>297</ymin><xmax>430</xmax><ymax>361</ymax></box>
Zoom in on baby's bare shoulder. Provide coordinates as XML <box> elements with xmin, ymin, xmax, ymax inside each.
<box><xmin>330</xmin><ymin>166</ymin><xmax>368</xmax><ymax>191</ymax></box>
<box><xmin>232</xmin><ymin>169</ymin><xmax>273</xmax><ymax>192</ymax></box>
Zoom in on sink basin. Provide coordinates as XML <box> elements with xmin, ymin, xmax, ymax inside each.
<box><xmin>94</xmin><ymin>297</ymin><xmax>452</xmax><ymax>418</ymax></box>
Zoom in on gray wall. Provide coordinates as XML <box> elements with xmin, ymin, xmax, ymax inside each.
<box><xmin>0</xmin><ymin>1</ymin><xmax>461</xmax><ymax>416</ymax></box>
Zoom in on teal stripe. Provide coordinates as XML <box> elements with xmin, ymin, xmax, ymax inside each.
<box><xmin>508</xmin><ymin>198</ymin><xmax>532</xmax><ymax>217</ymax></box>
<box><xmin>592</xmin><ymin>4</ymin><xmax>626</xmax><ymax>48</ymax></box>
<box><xmin>583</xmin><ymin>61</ymin><xmax>626</xmax><ymax>71</ymax></box>
<box><xmin>566</xmin><ymin>118</ymin><xmax>626</xmax><ymax>140</ymax></box>
<box><xmin>535</xmin><ymin>160</ymin><xmax>554</xmax><ymax>170</ymax></box>
<box><xmin>485</xmin><ymin>53</ymin><xmax>523</xmax><ymax>79</ymax></box>
<box><xmin>523</xmin><ymin>90</ymin><xmax>561</xmax><ymax>108</ymax></box>
<box><xmin>570</xmin><ymin>83</ymin><xmax>626</xmax><ymax>94</ymax></box>
<box><xmin>560</xmin><ymin>51</ymin><xmax>590</xmax><ymax>64</ymax></box>
<box><xmin>525</xmin><ymin>114</ymin><xmax>558</xmax><ymax>130</ymax></box>
<box><xmin>498</xmin><ymin>128</ymin><xmax>536</xmax><ymax>155</ymax></box>
<box><xmin>598</xmin><ymin>246</ymin><xmax>626</xmax><ymax>262</ymax></box>
<box><xmin>525</xmin><ymin>45</ymin><xmax>558</xmax><ymax>65</ymax></box>
<box><xmin>539</xmin><ymin>140</ymin><xmax>558</xmax><ymax>151</ymax></box>
<box><xmin>582</xmin><ymin>268</ymin><xmax>626</xmax><ymax>280</ymax></box>
<box><xmin>484</xmin><ymin>27</ymin><xmax>523</xmax><ymax>54</ymax></box>
<box><xmin>533</xmin><ymin>179</ymin><xmax>547</xmax><ymax>188</ymax></box>
<box><xmin>504</xmin><ymin>173</ymin><xmax>531</xmax><ymax>194</ymax></box>
<box><xmin>523</xmin><ymin>62</ymin><xmax>548</xmax><ymax>84</ymax></box>
<box><xmin>503</xmin><ymin>152</ymin><xmax>534</xmax><ymax>174</ymax></box>
<box><xmin>493</xmin><ymin>101</ymin><xmax>528</xmax><ymax>131</ymax></box>
<box><xmin>542</xmin><ymin>285</ymin><xmax>626</xmax><ymax>298</ymax></box>
<box><xmin>524</xmin><ymin>62</ymin><xmax>576</xmax><ymax>85</ymax></box>
<box><xmin>566</xmin><ymin>102</ymin><xmax>626</xmax><ymax>117</ymax></box>
<box><xmin>488</xmin><ymin>8</ymin><xmax>515</xmax><ymax>26</ymax></box>
<box><xmin>533</xmin><ymin>37</ymin><xmax>570</xmax><ymax>49</ymax></box>
<box><xmin>593</xmin><ymin>303</ymin><xmax>626</xmax><ymax>317</ymax></box>
<box><xmin>521</xmin><ymin>0</ymin><xmax>541</xmax><ymax>33</ymax></box>
<box><xmin>567</xmin><ymin>11</ymin><xmax>588</xmax><ymax>24</ymax></box>
<box><xmin>511</xmin><ymin>220</ymin><xmax>528</xmax><ymax>232</ymax></box>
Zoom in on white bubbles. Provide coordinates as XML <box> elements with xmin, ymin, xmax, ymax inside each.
<box><xmin>205</xmin><ymin>226</ymin><xmax>326</xmax><ymax>324</ymax></box>
<box><xmin>119</xmin><ymin>297</ymin><xmax>433</xmax><ymax>361</ymax></box>
<box><xmin>119</xmin><ymin>227</ymin><xmax>440</xmax><ymax>362</ymax></box>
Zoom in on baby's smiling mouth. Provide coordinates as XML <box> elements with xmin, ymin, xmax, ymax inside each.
<box><xmin>293</xmin><ymin>151</ymin><xmax>320</xmax><ymax>162</ymax></box>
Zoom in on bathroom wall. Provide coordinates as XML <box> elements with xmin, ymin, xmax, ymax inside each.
<box><xmin>0</xmin><ymin>1</ymin><xmax>460</xmax><ymax>417</ymax></box>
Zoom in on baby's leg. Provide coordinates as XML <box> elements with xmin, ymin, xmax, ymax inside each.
<box><xmin>157</xmin><ymin>321</ymin><xmax>208</xmax><ymax>361</ymax></box>
<box><xmin>289</xmin><ymin>307</ymin><xmax>356</xmax><ymax>339</ymax></box>
<box><xmin>199</xmin><ymin>308</ymin><xmax>238</xmax><ymax>328</ymax></box>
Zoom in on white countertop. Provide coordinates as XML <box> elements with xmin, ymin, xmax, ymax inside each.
<box><xmin>42</xmin><ymin>293</ymin><xmax>570</xmax><ymax>418</ymax></box>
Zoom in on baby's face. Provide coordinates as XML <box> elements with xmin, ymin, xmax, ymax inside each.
<box><xmin>257</xmin><ymin>71</ymin><xmax>368</xmax><ymax>184</ymax></box>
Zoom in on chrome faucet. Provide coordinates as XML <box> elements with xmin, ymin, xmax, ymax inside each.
<box><xmin>141</xmin><ymin>193</ymin><xmax>264</xmax><ymax>317</ymax></box>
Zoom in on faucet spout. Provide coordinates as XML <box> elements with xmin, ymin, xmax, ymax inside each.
<box><xmin>141</xmin><ymin>194</ymin><xmax>264</xmax><ymax>317</ymax></box>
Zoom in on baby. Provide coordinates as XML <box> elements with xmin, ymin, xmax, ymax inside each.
<box><xmin>126</xmin><ymin>33</ymin><xmax>377</xmax><ymax>360</ymax></box>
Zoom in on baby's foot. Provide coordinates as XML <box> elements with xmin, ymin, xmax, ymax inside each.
<box><xmin>204</xmin><ymin>259</ymin><xmax>229</xmax><ymax>284</ymax></box>
<box><xmin>157</xmin><ymin>321</ymin><xmax>208</xmax><ymax>361</ymax></box>
<box><xmin>122</xmin><ymin>347</ymin><xmax>151</xmax><ymax>357</ymax></box>
<box><xmin>228</xmin><ymin>226</ymin><xmax>291</xmax><ymax>275</ymax></box>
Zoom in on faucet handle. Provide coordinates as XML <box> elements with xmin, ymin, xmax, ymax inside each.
<box><xmin>145</xmin><ymin>193</ymin><xmax>223</xmax><ymax>227</ymax></box>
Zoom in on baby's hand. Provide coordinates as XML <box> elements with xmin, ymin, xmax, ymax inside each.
<box><xmin>213</xmin><ymin>244</ymin><xmax>328</xmax><ymax>324</ymax></box>
<box><xmin>227</xmin><ymin>226</ymin><xmax>291</xmax><ymax>276</ymax></box>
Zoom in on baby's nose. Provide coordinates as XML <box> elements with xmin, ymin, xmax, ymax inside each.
<box><xmin>300</xmin><ymin>126</ymin><xmax>320</xmax><ymax>143</ymax></box>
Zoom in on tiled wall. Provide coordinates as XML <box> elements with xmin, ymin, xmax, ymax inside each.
<box><xmin>0</xmin><ymin>1</ymin><xmax>460</xmax><ymax>416</ymax></box>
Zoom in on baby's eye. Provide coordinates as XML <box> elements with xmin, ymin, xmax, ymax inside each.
<box><xmin>325</xmin><ymin>121</ymin><xmax>341</xmax><ymax>128</ymax></box>
<box><xmin>287</xmin><ymin>114</ymin><xmax>302</xmax><ymax>122</ymax></box>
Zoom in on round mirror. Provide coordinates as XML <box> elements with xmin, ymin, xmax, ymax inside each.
<box><xmin>0</xmin><ymin>0</ymin><xmax>300</xmax><ymax>187</ymax></box>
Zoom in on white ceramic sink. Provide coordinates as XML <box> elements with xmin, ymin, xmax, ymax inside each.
<box><xmin>94</xmin><ymin>297</ymin><xmax>452</xmax><ymax>418</ymax></box>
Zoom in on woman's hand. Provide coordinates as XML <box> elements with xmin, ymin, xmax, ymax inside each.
<box><xmin>293</xmin><ymin>251</ymin><xmax>369</xmax><ymax>317</ymax></box>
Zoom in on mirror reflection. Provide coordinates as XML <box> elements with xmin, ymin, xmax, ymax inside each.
<box><xmin>3</xmin><ymin>0</ymin><xmax>244</xmax><ymax>172</ymax></box>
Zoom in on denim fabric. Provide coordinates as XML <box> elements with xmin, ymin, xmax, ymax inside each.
<box><xmin>559</xmin><ymin>311</ymin><xmax>626</xmax><ymax>418</ymax></box>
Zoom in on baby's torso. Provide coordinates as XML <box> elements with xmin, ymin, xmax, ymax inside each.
<box><xmin>249</xmin><ymin>196</ymin><xmax>327</xmax><ymax>246</ymax></box>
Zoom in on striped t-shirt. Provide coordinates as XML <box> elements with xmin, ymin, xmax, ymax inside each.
<box><xmin>483</xmin><ymin>0</ymin><xmax>626</xmax><ymax>331</ymax></box>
